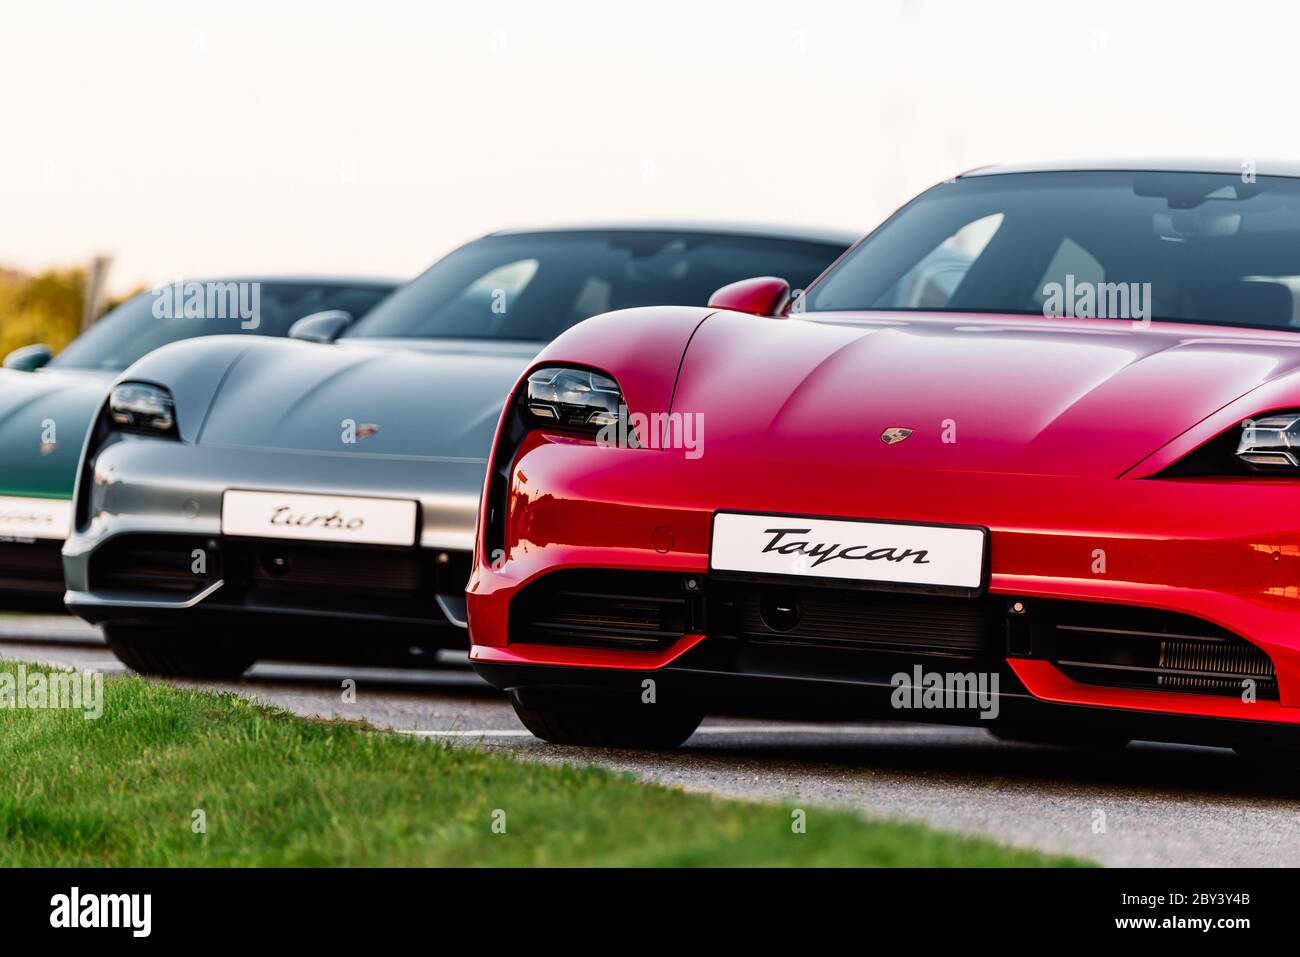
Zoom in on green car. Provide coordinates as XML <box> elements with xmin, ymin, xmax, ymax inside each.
<box><xmin>0</xmin><ymin>276</ymin><xmax>397</xmax><ymax>610</ymax></box>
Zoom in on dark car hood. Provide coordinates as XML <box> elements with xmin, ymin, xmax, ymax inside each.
<box><xmin>0</xmin><ymin>368</ymin><xmax>113</xmax><ymax>498</ymax></box>
<box><xmin>670</xmin><ymin>311</ymin><xmax>1300</xmax><ymax>478</ymax></box>
<box><xmin>196</xmin><ymin>338</ymin><xmax>542</xmax><ymax>460</ymax></box>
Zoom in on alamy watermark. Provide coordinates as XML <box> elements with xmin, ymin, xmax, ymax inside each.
<box><xmin>595</xmin><ymin>406</ymin><xmax>704</xmax><ymax>460</ymax></box>
<box><xmin>0</xmin><ymin>664</ymin><xmax>103</xmax><ymax>719</ymax></box>
<box><xmin>1042</xmin><ymin>273</ymin><xmax>1152</xmax><ymax>327</ymax></box>
<box><xmin>50</xmin><ymin>887</ymin><xmax>150</xmax><ymax>937</ymax></box>
<box><xmin>151</xmin><ymin>279</ymin><xmax>260</xmax><ymax>330</ymax></box>
<box><xmin>891</xmin><ymin>665</ymin><xmax>999</xmax><ymax>720</ymax></box>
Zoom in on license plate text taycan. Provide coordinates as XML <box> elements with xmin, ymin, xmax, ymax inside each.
<box><xmin>709</xmin><ymin>512</ymin><xmax>986</xmax><ymax>590</ymax></box>
<box><xmin>221</xmin><ymin>490</ymin><xmax>418</xmax><ymax>547</ymax></box>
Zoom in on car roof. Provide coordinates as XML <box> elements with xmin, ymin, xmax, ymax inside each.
<box><xmin>484</xmin><ymin>221</ymin><xmax>862</xmax><ymax>247</ymax></box>
<box><xmin>961</xmin><ymin>158</ymin><xmax>1300</xmax><ymax>179</ymax></box>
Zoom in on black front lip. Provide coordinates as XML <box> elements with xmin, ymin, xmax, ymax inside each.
<box><xmin>66</xmin><ymin>599</ymin><xmax>469</xmax><ymax>667</ymax></box>
<box><xmin>66</xmin><ymin>590</ymin><xmax>468</xmax><ymax>638</ymax></box>
<box><xmin>471</xmin><ymin>650</ymin><xmax>1300</xmax><ymax>751</ymax></box>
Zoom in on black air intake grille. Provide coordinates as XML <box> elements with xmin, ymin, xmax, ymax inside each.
<box><xmin>505</xmin><ymin>569</ymin><xmax>1279</xmax><ymax>700</ymax></box>
<box><xmin>717</xmin><ymin>584</ymin><xmax>988</xmax><ymax>658</ymax></box>
<box><xmin>234</xmin><ymin>542</ymin><xmax>425</xmax><ymax>593</ymax></box>
<box><xmin>1048</xmin><ymin>607</ymin><xmax>1277</xmax><ymax>700</ymax></box>
<box><xmin>227</xmin><ymin>540</ymin><xmax>469</xmax><ymax>621</ymax></box>
<box><xmin>511</xmin><ymin>570</ymin><xmax>703</xmax><ymax>650</ymax></box>
<box><xmin>89</xmin><ymin>535</ymin><xmax>214</xmax><ymax>595</ymax></box>
<box><xmin>86</xmin><ymin>533</ymin><xmax>471</xmax><ymax>624</ymax></box>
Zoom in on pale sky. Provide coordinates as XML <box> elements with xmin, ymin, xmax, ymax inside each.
<box><xmin>2</xmin><ymin>0</ymin><xmax>1297</xmax><ymax>294</ymax></box>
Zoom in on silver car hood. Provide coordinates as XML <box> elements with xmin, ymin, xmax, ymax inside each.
<box><xmin>195</xmin><ymin>337</ymin><xmax>542</xmax><ymax>461</ymax></box>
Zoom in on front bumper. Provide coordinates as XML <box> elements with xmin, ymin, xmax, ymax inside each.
<box><xmin>64</xmin><ymin>435</ymin><xmax>483</xmax><ymax>640</ymax></box>
<box><xmin>466</xmin><ymin>432</ymin><xmax>1300</xmax><ymax>743</ymax></box>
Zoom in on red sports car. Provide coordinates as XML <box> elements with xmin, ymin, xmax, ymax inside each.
<box><xmin>467</xmin><ymin>160</ymin><xmax>1300</xmax><ymax>754</ymax></box>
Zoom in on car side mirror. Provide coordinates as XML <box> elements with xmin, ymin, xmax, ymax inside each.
<box><xmin>2</xmin><ymin>344</ymin><xmax>54</xmax><ymax>372</ymax></box>
<box><xmin>289</xmin><ymin>310</ymin><xmax>353</xmax><ymax>344</ymax></box>
<box><xmin>707</xmin><ymin>276</ymin><xmax>792</xmax><ymax>317</ymax></box>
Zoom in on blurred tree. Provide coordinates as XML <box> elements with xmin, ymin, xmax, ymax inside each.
<box><xmin>0</xmin><ymin>267</ymin><xmax>87</xmax><ymax>359</ymax></box>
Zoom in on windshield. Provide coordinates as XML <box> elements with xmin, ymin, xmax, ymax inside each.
<box><xmin>51</xmin><ymin>281</ymin><xmax>394</xmax><ymax>372</ymax></box>
<box><xmin>345</xmin><ymin>230</ymin><xmax>848</xmax><ymax>341</ymax></box>
<box><xmin>804</xmin><ymin>171</ymin><xmax>1300</xmax><ymax>331</ymax></box>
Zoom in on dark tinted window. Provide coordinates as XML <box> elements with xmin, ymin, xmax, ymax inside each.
<box><xmin>51</xmin><ymin>281</ymin><xmax>394</xmax><ymax>371</ymax></box>
<box><xmin>345</xmin><ymin>231</ymin><xmax>847</xmax><ymax>341</ymax></box>
<box><xmin>805</xmin><ymin>171</ymin><xmax>1300</xmax><ymax>330</ymax></box>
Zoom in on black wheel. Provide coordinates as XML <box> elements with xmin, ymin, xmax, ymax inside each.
<box><xmin>990</xmin><ymin>723</ymin><xmax>1130</xmax><ymax>749</ymax></box>
<box><xmin>511</xmin><ymin>697</ymin><xmax>703</xmax><ymax>749</ymax></box>
<box><xmin>104</xmin><ymin>624</ymin><xmax>256</xmax><ymax>679</ymax></box>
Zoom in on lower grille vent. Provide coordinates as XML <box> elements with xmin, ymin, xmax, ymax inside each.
<box><xmin>1051</xmin><ymin>612</ymin><xmax>1277</xmax><ymax>700</ymax></box>
<box><xmin>86</xmin><ymin>533</ymin><xmax>471</xmax><ymax>624</ymax></box>
<box><xmin>506</xmin><ymin>569</ymin><xmax>1281</xmax><ymax>702</ymax></box>
<box><xmin>511</xmin><ymin>570</ymin><xmax>702</xmax><ymax>650</ymax></box>
<box><xmin>717</xmin><ymin>585</ymin><xmax>988</xmax><ymax>658</ymax></box>
<box><xmin>89</xmin><ymin>536</ymin><xmax>213</xmax><ymax>595</ymax></box>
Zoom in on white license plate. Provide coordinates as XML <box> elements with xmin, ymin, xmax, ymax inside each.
<box><xmin>710</xmin><ymin>512</ymin><xmax>986</xmax><ymax>590</ymax></box>
<box><xmin>0</xmin><ymin>496</ymin><xmax>72</xmax><ymax>541</ymax></box>
<box><xmin>221</xmin><ymin>490</ymin><xmax>418</xmax><ymax>547</ymax></box>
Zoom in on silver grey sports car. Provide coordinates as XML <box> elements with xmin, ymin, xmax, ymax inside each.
<box><xmin>63</xmin><ymin>224</ymin><xmax>856</xmax><ymax>677</ymax></box>
<box><xmin>0</xmin><ymin>276</ymin><xmax>397</xmax><ymax>612</ymax></box>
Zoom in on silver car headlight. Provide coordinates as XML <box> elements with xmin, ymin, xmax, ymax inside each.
<box><xmin>108</xmin><ymin>383</ymin><xmax>178</xmax><ymax>437</ymax></box>
<box><xmin>1236</xmin><ymin>412</ymin><xmax>1300</xmax><ymax>470</ymax></box>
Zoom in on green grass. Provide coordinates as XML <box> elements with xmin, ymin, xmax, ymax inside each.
<box><xmin>0</xmin><ymin>660</ymin><xmax>1087</xmax><ymax>866</ymax></box>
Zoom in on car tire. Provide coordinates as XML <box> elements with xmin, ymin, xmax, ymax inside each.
<box><xmin>104</xmin><ymin>624</ymin><xmax>256</xmax><ymax>680</ymax></box>
<box><xmin>989</xmin><ymin>723</ymin><xmax>1131</xmax><ymax>749</ymax></box>
<box><xmin>511</xmin><ymin>699</ymin><xmax>703</xmax><ymax>749</ymax></box>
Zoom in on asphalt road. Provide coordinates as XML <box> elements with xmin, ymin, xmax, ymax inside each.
<box><xmin>2</xmin><ymin>614</ymin><xmax>1297</xmax><ymax>867</ymax></box>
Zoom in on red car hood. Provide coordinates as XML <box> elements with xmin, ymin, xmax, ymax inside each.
<box><xmin>669</xmin><ymin>311</ymin><xmax>1300</xmax><ymax>478</ymax></box>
